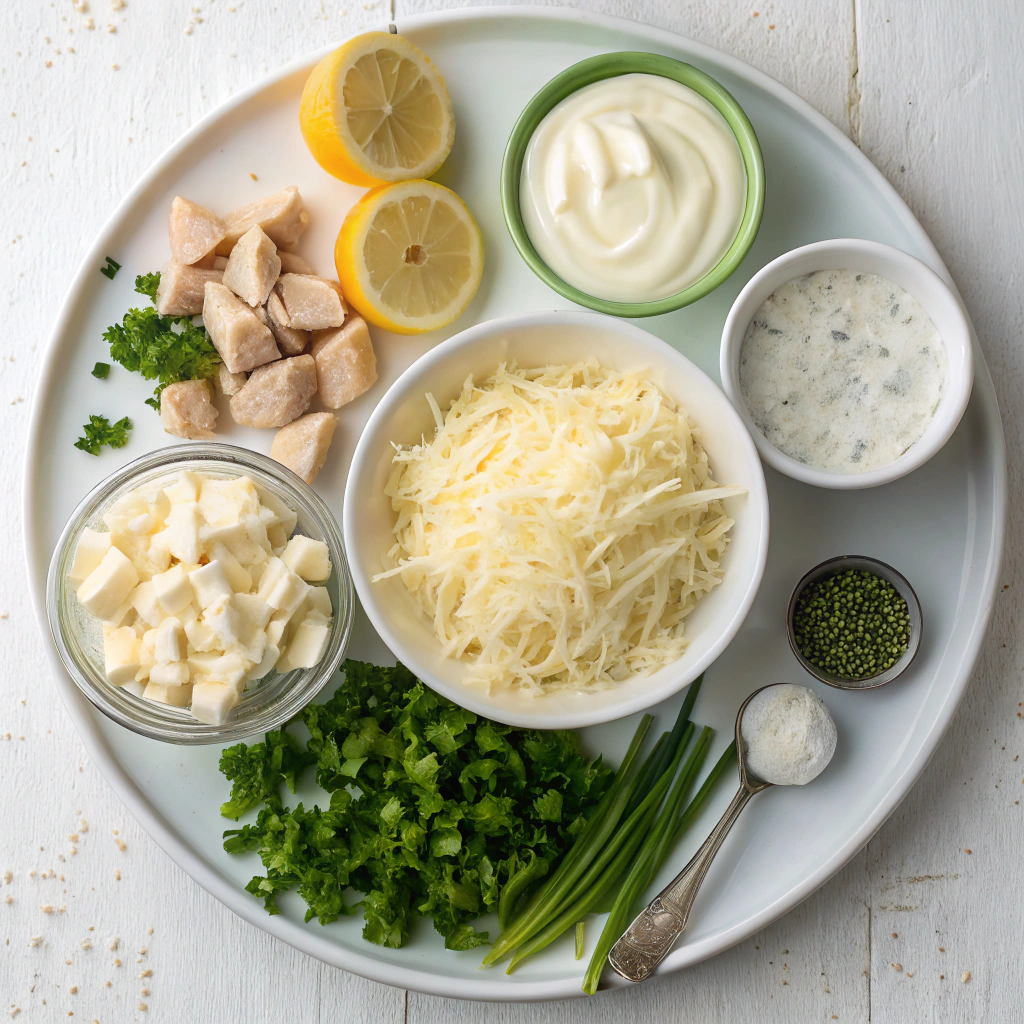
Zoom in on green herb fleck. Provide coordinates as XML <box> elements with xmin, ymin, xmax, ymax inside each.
<box><xmin>103</xmin><ymin>272</ymin><xmax>221</xmax><ymax>410</ymax></box>
<box><xmin>100</xmin><ymin>256</ymin><xmax>121</xmax><ymax>280</ymax></box>
<box><xmin>218</xmin><ymin>730</ymin><xmax>316</xmax><ymax>821</ymax></box>
<box><xmin>220</xmin><ymin>660</ymin><xmax>612</xmax><ymax>951</ymax></box>
<box><xmin>74</xmin><ymin>414</ymin><xmax>132</xmax><ymax>456</ymax></box>
<box><xmin>134</xmin><ymin>271</ymin><xmax>161</xmax><ymax>303</ymax></box>
<box><xmin>792</xmin><ymin>568</ymin><xmax>911</xmax><ymax>679</ymax></box>
<box><xmin>91</xmin><ymin>361</ymin><xmax>111</xmax><ymax>379</ymax></box>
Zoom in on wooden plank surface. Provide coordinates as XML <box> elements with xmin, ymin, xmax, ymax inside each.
<box><xmin>1</xmin><ymin>1</ymin><xmax>1020</xmax><ymax>1021</ymax></box>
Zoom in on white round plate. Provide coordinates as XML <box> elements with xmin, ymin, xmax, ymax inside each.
<box><xmin>24</xmin><ymin>5</ymin><xmax>1005</xmax><ymax>1002</ymax></box>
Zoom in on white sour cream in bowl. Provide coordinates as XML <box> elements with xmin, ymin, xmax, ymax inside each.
<box><xmin>720</xmin><ymin>239</ymin><xmax>974</xmax><ymax>490</ymax></box>
<box><xmin>519</xmin><ymin>73</ymin><xmax>747</xmax><ymax>304</ymax></box>
<box><xmin>739</xmin><ymin>269</ymin><xmax>948</xmax><ymax>472</ymax></box>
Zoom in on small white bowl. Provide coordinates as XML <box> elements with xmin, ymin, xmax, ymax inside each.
<box><xmin>719</xmin><ymin>239</ymin><xmax>974</xmax><ymax>489</ymax></box>
<box><xmin>343</xmin><ymin>310</ymin><xmax>769</xmax><ymax>730</ymax></box>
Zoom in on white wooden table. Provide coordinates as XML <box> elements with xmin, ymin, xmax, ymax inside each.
<box><xmin>2</xmin><ymin>2</ymin><xmax>1021</xmax><ymax>1020</ymax></box>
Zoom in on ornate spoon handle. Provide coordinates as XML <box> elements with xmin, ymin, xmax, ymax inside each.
<box><xmin>608</xmin><ymin>784</ymin><xmax>755</xmax><ymax>983</ymax></box>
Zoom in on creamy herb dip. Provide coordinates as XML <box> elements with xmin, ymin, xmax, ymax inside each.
<box><xmin>739</xmin><ymin>269</ymin><xmax>947</xmax><ymax>472</ymax></box>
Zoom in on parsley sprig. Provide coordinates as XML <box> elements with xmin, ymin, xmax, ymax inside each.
<box><xmin>74</xmin><ymin>414</ymin><xmax>132</xmax><ymax>456</ymax></box>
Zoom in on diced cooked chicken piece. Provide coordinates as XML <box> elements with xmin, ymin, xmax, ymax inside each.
<box><xmin>278</xmin><ymin>251</ymin><xmax>316</xmax><ymax>276</ymax></box>
<box><xmin>310</xmin><ymin>314</ymin><xmax>377</xmax><ymax>409</ymax></box>
<box><xmin>160</xmin><ymin>379</ymin><xmax>218</xmax><ymax>440</ymax></box>
<box><xmin>168</xmin><ymin>197</ymin><xmax>227</xmax><ymax>266</ymax></box>
<box><xmin>229</xmin><ymin>355</ymin><xmax>317</xmax><ymax>428</ymax></box>
<box><xmin>203</xmin><ymin>282</ymin><xmax>280</xmax><ymax>374</ymax></box>
<box><xmin>265</xmin><ymin>290</ymin><xmax>310</xmax><ymax>356</ymax></box>
<box><xmin>222</xmin><ymin>225</ymin><xmax>281</xmax><ymax>307</ymax></box>
<box><xmin>216</xmin><ymin>186</ymin><xmax>309</xmax><ymax>255</ymax></box>
<box><xmin>155</xmin><ymin>259</ymin><xmax>223</xmax><ymax>317</ymax></box>
<box><xmin>213</xmin><ymin>255</ymin><xmax>229</xmax><ymax>270</ymax></box>
<box><xmin>274</xmin><ymin>274</ymin><xmax>346</xmax><ymax>331</ymax></box>
<box><xmin>270</xmin><ymin>413</ymin><xmax>338</xmax><ymax>484</ymax></box>
<box><xmin>215</xmin><ymin>362</ymin><xmax>247</xmax><ymax>396</ymax></box>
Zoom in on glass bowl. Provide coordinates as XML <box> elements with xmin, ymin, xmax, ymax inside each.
<box><xmin>786</xmin><ymin>555</ymin><xmax>922</xmax><ymax>690</ymax></box>
<box><xmin>500</xmin><ymin>51</ymin><xmax>765</xmax><ymax>317</ymax></box>
<box><xmin>46</xmin><ymin>443</ymin><xmax>353</xmax><ymax>744</ymax></box>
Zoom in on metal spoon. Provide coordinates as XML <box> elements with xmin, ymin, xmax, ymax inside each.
<box><xmin>607</xmin><ymin>686</ymin><xmax>776</xmax><ymax>983</ymax></box>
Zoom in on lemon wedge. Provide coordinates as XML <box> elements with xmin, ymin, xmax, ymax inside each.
<box><xmin>300</xmin><ymin>32</ymin><xmax>456</xmax><ymax>187</ymax></box>
<box><xmin>335</xmin><ymin>179</ymin><xmax>484</xmax><ymax>335</ymax></box>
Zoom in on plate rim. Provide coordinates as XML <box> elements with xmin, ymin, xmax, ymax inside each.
<box><xmin>22</xmin><ymin>3</ymin><xmax>1007</xmax><ymax>1002</ymax></box>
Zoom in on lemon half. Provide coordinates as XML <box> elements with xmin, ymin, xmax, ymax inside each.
<box><xmin>335</xmin><ymin>179</ymin><xmax>484</xmax><ymax>335</ymax></box>
<box><xmin>300</xmin><ymin>32</ymin><xmax>456</xmax><ymax>187</ymax></box>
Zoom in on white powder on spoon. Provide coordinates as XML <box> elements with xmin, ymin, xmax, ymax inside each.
<box><xmin>740</xmin><ymin>684</ymin><xmax>837</xmax><ymax>786</ymax></box>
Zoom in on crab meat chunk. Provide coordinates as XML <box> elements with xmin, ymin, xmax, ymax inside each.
<box><xmin>278</xmin><ymin>251</ymin><xmax>316</xmax><ymax>276</ymax></box>
<box><xmin>222</xmin><ymin>225</ymin><xmax>281</xmax><ymax>307</ymax></box>
<box><xmin>274</xmin><ymin>274</ymin><xmax>346</xmax><ymax>331</ymax></box>
<box><xmin>310</xmin><ymin>314</ymin><xmax>377</xmax><ymax>409</ymax></box>
<box><xmin>156</xmin><ymin>259</ymin><xmax>223</xmax><ymax>317</ymax></box>
<box><xmin>270</xmin><ymin>412</ymin><xmax>338</xmax><ymax>485</ymax></box>
<box><xmin>229</xmin><ymin>355</ymin><xmax>317</xmax><ymax>428</ymax></box>
<box><xmin>265</xmin><ymin>290</ymin><xmax>309</xmax><ymax>356</ymax></box>
<box><xmin>160</xmin><ymin>379</ymin><xmax>219</xmax><ymax>441</ymax></box>
<box><xmin>215</xmin><ymin>363</ymin><xmax>247</xmax><ymax>396</ymax></box>
<box><xmin>168</xmin><ymin>196</ymin><xmax>227</xmax><ymax>266</ymax></box>
<box><xmin>216</xmin><ymin>186</ymin><xmax>309</xmax><ymax>254</ymax></box>
<box><xmin>203</xmin><ymin>282</ymin><xmax>280</xmax><ymax>373</ymax></box>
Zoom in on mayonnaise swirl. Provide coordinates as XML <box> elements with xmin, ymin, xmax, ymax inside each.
<box><xmin>520</xmin><ymin>74</ymin><xmax>746</xmax><ymax>303</ymax></box>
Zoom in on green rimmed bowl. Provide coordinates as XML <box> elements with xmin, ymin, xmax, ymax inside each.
<box><xmin>500</xmin><ymin>52</ymin><xmax>766</xmax><ymax>317</ymax></box>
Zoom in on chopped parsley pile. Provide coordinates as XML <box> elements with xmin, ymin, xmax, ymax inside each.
<box><xmin>103</xmin><ymin>272</ymin><xmax>221</xmax><ymax>410</ymax></box>
<box><xmin>76</xmin><ymin>264</ymin><xmax>222</xmax><ymax>455</ymax></box>
<box><xmin>220</xmin><ymin>661</ymin><xmax>612</xmax><ymax>951</ymax></box>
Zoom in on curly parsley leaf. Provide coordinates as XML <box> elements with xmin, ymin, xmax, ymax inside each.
<box><xmin>220</xmin><ymin>660</ymin><xmax>612</xmax><ymax>951</ymax></box>
<box><xmin>134</xmin><ymin>271</ymin><xmax>161</xmax><ymax>302</ymax></box>
<box><xmin>103</xmin><ymin>280</ymin><xmax>221</xmax><ymax>410</ymax></box>
<box><xmin>74</xmin><ymin>414</ymin><xmax>132</xmax><ymax>456</ymax></box>
<box><xmin>91</xmin><ymin>361</ymin><xmax>110</xmax><ymax>379</ymax></box>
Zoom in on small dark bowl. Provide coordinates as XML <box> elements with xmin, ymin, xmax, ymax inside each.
<box><xmin>786</xmin><ymin>555</ymin><xmax>922</xmax><ymax>690</ymax></box>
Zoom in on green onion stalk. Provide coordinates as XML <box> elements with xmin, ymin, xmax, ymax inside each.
<box><xmin>581</xmin><ymin>740</ymin><xmax>737</xmax><ymax>994</ymax></box>
<box><xmin>483</xmin><ymin>675</ymin><xmax>720</xmax><ymax>974</ymax></box>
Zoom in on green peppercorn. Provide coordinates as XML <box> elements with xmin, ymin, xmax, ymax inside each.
<box><xmin>792</xmin><ymin>569</ymin><xmax>911</xmax><ymax>679</ymax></box>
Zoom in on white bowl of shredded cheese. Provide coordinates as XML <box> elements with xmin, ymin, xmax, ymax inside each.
<box><xmin>344</xmin><ymin>310</ymin><xmax>769</xmax><ymax>729</ymax></box>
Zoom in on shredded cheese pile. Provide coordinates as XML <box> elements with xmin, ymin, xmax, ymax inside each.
<box><xmin>374</xmin><ymin>361</ymin><xmax>743</xmax><ymax>695</ymax></box>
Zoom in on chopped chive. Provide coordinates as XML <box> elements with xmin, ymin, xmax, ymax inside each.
<box><xmin>574</xmin><ymin>921</ymin><xmax>585</xmax><ymax>960</ymax></box>
<box><xmin>580</xmin><ymin>730</ymin><xmax>712</xmax><ymax>993</ymax></box>
<box><xmin>91</xmin><ymin>361</ymin><xmax>111</xmax><ymax>379</ymax></box>
<box><xmin>505</xmin><ymin>735</ymin><xmax>693</xmax><ymax>973</ymax></box>
<box><xmin>100</xmin><ymin>256</ymin><xmax>121</xmax><ymax>280</ymax></box>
